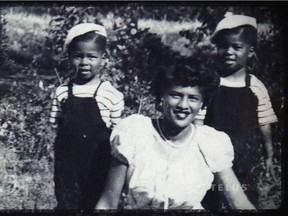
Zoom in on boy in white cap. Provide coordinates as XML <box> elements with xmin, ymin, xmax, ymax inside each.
<box><xmin>50</xmin><ymin>23</ymin><xmax>124</xmax><ymax>211</ymax></box>
<box><xmin>198</xmin><ymin>13</ymin><xmax>278</xmax><ymax>209</ymax></box>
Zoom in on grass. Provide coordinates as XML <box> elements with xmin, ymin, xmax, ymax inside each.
<box><xmin>0</xmin><ymin>145</ymin><xmax>56</xmax><ymax>209</ymax></box>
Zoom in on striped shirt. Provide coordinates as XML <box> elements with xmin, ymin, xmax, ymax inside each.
<box><xmin>50</xmin><ymin>80</ymin><xmax>124</xmax><ymax>129</ymax></box>
<box><xmin>196</xmin><ymin>74</ymin><xmax>278</xmax><ymax>125</ymax></box>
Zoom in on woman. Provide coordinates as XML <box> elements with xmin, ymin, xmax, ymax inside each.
<box><xmin>96</xmin><ymin>57</ymin><xmax>256</xmax><ymax>210</ymax></box>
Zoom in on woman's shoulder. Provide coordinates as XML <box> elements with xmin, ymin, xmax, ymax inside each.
<box><xmin>113</xmin><ymin>114</ymin><xmax>153</xmax><ymax>139</ymax></box>
<box><xmin>116</xmin><ymin>114</ymin><xmax>151</xmax><ymax>129</ymax></box>
<box><xmin>111</xmin><ymin>114</ymin><xmax>153</xmax><ymax>152</ymax></box>
<box><xmin>195</xmin><ymin>125</ymin><xmax>234</xmax><ymax>173</ymax></box>
<box><xmin>194</xmin><ymin>125</ymin><xmax>233</xmax><ymax>152</ymax></box>
<box><xmin>110</xmin><ymin>114</ymin><xmax>152</xmax><ymax>165</ymax></box>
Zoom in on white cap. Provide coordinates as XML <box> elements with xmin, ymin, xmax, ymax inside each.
<box><xmin>64</xmin><ymin>23</ymin><xmax>107</xmax><ymax>52</ymax></box>
<box><xmin>211</xmin><ymin>12</ymin><xmax>257</xmax><ymax>42</ymax></box>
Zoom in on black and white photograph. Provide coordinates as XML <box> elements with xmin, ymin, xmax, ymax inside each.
<box><xmin>0</xmin><ymin>1</ymin><xmax>286</xmax><ymax>213</ymax></box>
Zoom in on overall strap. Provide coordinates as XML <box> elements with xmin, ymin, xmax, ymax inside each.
<box><xmin>93</xmin><ymin>81</ymin><xmax>103</xmax><ymax>98</ymax></box>
<box><xmin>67</xmin><ymin>79</ymin><xmax>74</xmax><ymax>98</ymax></box>
<box><xmin>245</xmin><ymin>73</ymin><xmax>252</xmax><ymax>88</ymax></box>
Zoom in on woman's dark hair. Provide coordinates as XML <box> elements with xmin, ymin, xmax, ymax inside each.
<box><xmin>151</xmin><ymin>57</ymin><xmax>219</xmax><ymax>108</ymax></box>
<box><xmin>212</xmin><ymin>25</ymin><xmax>257</xmax><ymax>47</ymax></box>
<box><xmin>67</xmin><ymin>31</ymin><xmax>106</xmax><ymax>53</ymax></box>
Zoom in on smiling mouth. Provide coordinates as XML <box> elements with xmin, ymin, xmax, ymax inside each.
<box><xmin>224</xmin><ymin>59</ymin><xmax>235</xmax><ymax>64</ymax></box>
<box><xmin>79</xmin><ymin>69</ymin><xmax>90</xmax><ymax>74</ymax></box>
<box><xmin>173</xmin><ymin>110</ymin><xmax>191</xmax><ymax>119</ymax></box>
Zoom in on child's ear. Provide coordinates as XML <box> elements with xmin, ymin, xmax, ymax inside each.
<box><xmin>248</xmin><ymin>46</ymin><xmax>255</xmax><ymax>58</ymax></box>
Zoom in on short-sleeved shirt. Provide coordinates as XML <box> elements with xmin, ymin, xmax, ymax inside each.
<box><xmin>50</xmin><ymin>80</ymin><xmax>124</xmax><ymax>129</ymax></box>
<box><xmin>110</xmin><ymin>114</ymin><xmax>234</xmax><ymax>209</ymax></box>
<box><xmin>196</xmin><ymin>74</ymin><xmax>278</xmax><ymax>125</ymax></box>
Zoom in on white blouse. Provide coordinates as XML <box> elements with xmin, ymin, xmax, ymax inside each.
<box><xmin>110</xmin><ymin>114</ymin><xmax>234</xmax><ymax>209</ymax></box>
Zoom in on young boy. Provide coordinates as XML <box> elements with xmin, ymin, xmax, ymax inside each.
<box><xmin>50</xmin><ymin>23</ymin><xmax>124</xmax><ymax>211</ymax></box>
<box><xmin>198</xmin><ymin>13</ymin><xmax>278</xmax><ymax>209</ymax></box>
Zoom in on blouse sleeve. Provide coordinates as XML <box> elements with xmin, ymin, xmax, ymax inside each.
<box><xmin>197</xmin><ymin>126</ymin><xmax>234</xmax><ymax>173</ymax></box>
<box><xmin>110</xmin><ymin>114</ymin><xmax>145</xmax><ymax>165</ymax></box>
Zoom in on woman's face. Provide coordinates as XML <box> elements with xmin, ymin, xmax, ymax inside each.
<box><xmin>162</xmin><ymin>85</ymin><xmax>203</xmax><ymax>129</ymax></box>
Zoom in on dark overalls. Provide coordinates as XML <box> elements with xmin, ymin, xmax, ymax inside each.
<box><xmin>54</xmin><ymin>80</ymin><xmax>111</xmax><ymax>211</ymax></box>
<box><xmin>202</xmin><ymin>74</ymin><xmax>261</xmax><ymax>209</ymax></box>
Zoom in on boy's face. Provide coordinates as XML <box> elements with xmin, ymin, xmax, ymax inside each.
<box><xmin>216</xmin><ymin>31</ymin><xmax>254</xmax><ymax>76</ymax></box>
<box><xmin>69</xmin><ymin>40</ymin><xmax>103</xmax><ymax>83</ymax></box>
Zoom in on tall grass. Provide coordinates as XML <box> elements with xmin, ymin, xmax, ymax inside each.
<box><xmin>0</xmin><ymin>145</ymin><xmax>56</xmax><ymax>209</ymax></box>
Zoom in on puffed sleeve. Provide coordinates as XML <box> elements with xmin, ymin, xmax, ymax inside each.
<box><xmin>110</xmin><ymin>114</ymin><xmax>147</xmax><ymax>165</ymax></box>
<box><xmin>197</xmin><ymin>125</ymin><xmax>234</xmax><ymax>173</ymax></box>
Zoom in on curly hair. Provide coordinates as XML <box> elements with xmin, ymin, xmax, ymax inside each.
<box><xmin>151</xmin><ymin>57</ymin><xmax>220</xmax><ymax>108</ymax></box>
<box><xmin>67</xmin><ymin>31</ymin><xmax>107</xmax><ymax>54</ymax></box>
